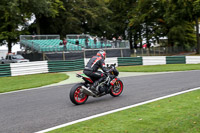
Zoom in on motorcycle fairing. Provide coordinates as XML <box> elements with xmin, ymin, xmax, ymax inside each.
<box><xmin>110</xmin><ymin>78</ymin><xmax>117</xmax><ymax>86</ymax></box>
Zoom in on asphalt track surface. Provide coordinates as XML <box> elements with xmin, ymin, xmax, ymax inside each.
<box><xmin>1</xmin><ymin>71</ymin><xmax>200</xmax><ymax>133</ymax></box>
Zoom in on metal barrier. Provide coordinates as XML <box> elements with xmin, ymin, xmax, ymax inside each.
<box><xmin>143</xmin><ymin>56</ymin><xmax>166</xmax><ymax>65</ymax></box>
<box><xmin>186</xmin><ymin>56</ymin><xmax>200</xmax><ymax>64</ymax></box>
<box><xmin>166</xmin><ymin>56</ymin><xmax>186</xmax><ymax>64</ymax></box>
<box><xmin>10</xmin><ymin>61</ymin><xmax>48</xmax><ymax>76</ymax></box>
<box><xmin>2</xmin><ymin>56</ymin><xmax>200</xmax><ymax>78</ymax></box>
<box><xmin>118</xmin><ymin>57</ymin><xmax>143</xmax><ymax>66</ymax></box>
<box><xmin>20</xmin><ymin>35</ymin><xmax>60</xmax><ymax>40</ymax></box>
<box><xmin>0</xmin><ymin>64</ymin><xmax>11</xmax><ymax>77</ymax></box>
<box><xmin>48</xmin><ymin>59</ymin><xmax>84</xmax><ymax>72</ymax></box>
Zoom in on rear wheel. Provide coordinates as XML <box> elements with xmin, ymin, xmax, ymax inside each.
<box><xmin>110</xmin><ymin>79</ymin><xmax>123</xmax><ymax>97</ymax></box>
<box><xmin>70</xmin><ymin>83</ymin><xmax>88</xmax><ymax>105</ymax></box>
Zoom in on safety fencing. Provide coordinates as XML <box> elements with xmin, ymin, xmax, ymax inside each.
<box><xmin>166</xmin><ymin>56</ymin><xmax>186</xmax><ymax>64</ymax></box>
<box><xmin>118</xmin><ymin>57</ymin><xmax>143</xmax><ymax>66</ymax></box>
<box><xmin>1</xmin><ymin>56</ymin><xmax>200</xmax><ymax>77</ymax></box>
<box><xmin>0</xmin><ymin>64</ymin><xmax>11</xmax><ymax>77</ymax></box>
<box><xmin>48</xmin><ymin>59</ymin><xmax>84</xmax><ymax>73</ymax></box>
<box><xmin>10</xmin><ymin>61</ymin><xmax>48</xmax><ymax>76</ymax></box>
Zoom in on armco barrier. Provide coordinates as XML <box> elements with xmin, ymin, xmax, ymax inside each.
<box><xmin>10</xmin><ymin>61</ymin><xmax>48</xmax><ymax>76</ymax></box>
<box><xmin>0</xmin><ymin>64</ymin><xmax>11</xmax><ymax>77</ymax></box>
<box><xmin>48</xmin><ymin>59</ymin><xmax>84</xmax><ymax>72</ymax></box>
<box><xmin>118</xmin><ymin>57</ymin><xmax>142</xmax><ymax>66</ymax></box>
<box><xmin>2</xmin><ymin>56</ymin><xmax>200</xmax><ymax>78</ymax></box>
<box><xmin>143</xmin><ymin>56</ymin><xmax>166</xmax><ymax>65</ymax></box>
<box><xmin>186</xmin><ymin>56</ymin><xmax>200</xmax><ymax>64</ymax></box>
<box><xmin>166</xmin><ymin>56</ymin><xmax>186</xmax><ymax>64</ymax></box>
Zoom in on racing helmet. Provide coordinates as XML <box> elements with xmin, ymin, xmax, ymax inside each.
<box><xmin>97</xmin><ymin>50</ymin><xmax>106</xmax><ymax>60</ymax></box>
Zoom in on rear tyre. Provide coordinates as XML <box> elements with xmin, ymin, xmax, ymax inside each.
<box><xmin>70</xmin><ymin>83</ymin><xmax>88</xmax><ymax>105</ymax></box>
<box><xmin>110</xmin><ymin>79</ymin><xmax>123</xmax><ymax>97</ymax></box>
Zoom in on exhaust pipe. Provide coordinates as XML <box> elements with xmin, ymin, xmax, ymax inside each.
<box><xmin>81</xmin><ymin>86</ymin><xmax>97</xmax><ymax>97</ymax></box>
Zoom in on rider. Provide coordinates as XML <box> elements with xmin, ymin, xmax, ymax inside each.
<box><xmin>83</xmin><ymin>50</ymin><xmax>108</xmax><ymax>91</ymax></box>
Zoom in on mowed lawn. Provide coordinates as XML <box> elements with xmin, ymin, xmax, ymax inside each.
<box><xmin>49</xmin><ymin>89</ymin><xmax>200</xmax><ymax>133</ymax></box>
<box><xmin>0</xmin><ymin>73</ymin><xmax>68</xmax><ymax>93</ymax></box>
<box><xmin>117</xmin><ymin>64</ymin><xmax>200</xmax><ymax>72</ymax></box>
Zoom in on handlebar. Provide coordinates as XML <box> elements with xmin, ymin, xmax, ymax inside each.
<box><xmin>106</xmin><ymin>63</ymin><xmax>116</xmax><ymax>68</ymax></box>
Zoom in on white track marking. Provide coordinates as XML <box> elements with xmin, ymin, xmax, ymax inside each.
<box><xmin>35</xmin><ymin>86</ymin><xmax>200</xmax><ymax>133</ymax></box>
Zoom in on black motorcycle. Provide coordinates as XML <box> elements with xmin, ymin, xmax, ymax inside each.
<box><xmin>69</xmin><ymin>64</ymin><xmax>124</xmax><ymax>105</ymax></box>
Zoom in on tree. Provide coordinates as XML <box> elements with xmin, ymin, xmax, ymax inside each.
<box><xmin>161</xmin><ymin>0</ymin><xmax>196</xmax><ymax>50</ymax></box>
<box><xmin>129</xmin><ymin>0</ymin><xmax>196</xmax><ymax>52</ymax></box>
<box><xmin>129</xmin><ymin>0</ymin><xmax>165</xmax><ymax>49</ymax></box>
<box><xmin>0</xmin><ymin>0</ymin><xmax>29</xmax><ymax>53</ymax></box>
<box><xmin>193</xmin><ymin>0</ymin><xmax>200</xmax><ymax>54</ymax></box>
<box><xmin>21</xmin><ymin>0</ymin><xmax>64</xmax><ymax>35</ymax></box>
<box><xmin>108</xmin><ymin>0</ymin><xmax>137</xmax><ymax>49</ymax></box>
<box><xmin>0</xmin><ymin>0</ymin><xmax>64</xmax><ymax>52</ymax></box>
<box><xmin>30</xmin><ymin>0</ymin><xmax>113</xmax><ymax>38</ymax></box>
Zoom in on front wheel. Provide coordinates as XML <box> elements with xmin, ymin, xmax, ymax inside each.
<box><xmin>110</xmin><ymin>79</ymin><xmax>123</xmax><ymax>97</ymax></box>
<box><xmin>70</xmin><ymin>83</ymin><xmax>88</xmax><ymax>105</ymax></box>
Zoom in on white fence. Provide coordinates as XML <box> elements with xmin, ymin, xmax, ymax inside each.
<box><xmin>10</xmin><ymin>61</ymin><xmax>48</xmax><ymax>76</ymax></box>
<box><xmin>143</xmin><ymin>56</ymin><xmax>166</xmax><ymax>66</ymax></box>
<box><xmin>186</xmin><ymin>56</ymin><xmax>200</xmax><ymax>64</ymax></box>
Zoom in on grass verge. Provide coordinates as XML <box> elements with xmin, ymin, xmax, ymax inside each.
<box><xmin>0</xmin><ymin>73</ymin><xmax>68</xmax><ymax>93</ymax></box>
<box><xmin>49</xmin><ymin>89</ymin><xmax>200</xmax><ymax>133</ymax></box>
<box><xmin>117</xmin><ymin>64</ymin><xmax>200</xmax><ymax>72</ymax></box>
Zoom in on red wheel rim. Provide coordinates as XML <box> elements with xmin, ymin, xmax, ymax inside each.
<box><xmin>111</xmin><ymin>80</ymin><xmax>123</xmax><ymax>96</ymax></box>
<box><xmin>74</xmin><ymin>87</ymin><xmax>88</xmax><ymax>103</ymax></box>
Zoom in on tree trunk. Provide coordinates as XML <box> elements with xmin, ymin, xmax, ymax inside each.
<box><xmin>133</xmin><ymin>33</ymin><xmax>137</xmax><ymax>49</ymax></box>
<box><xmin>145</xmin><ymin>23</ymin><xmax>150</xmax><ymax>55</ymax></box>
<box><xmin>129</xmin><ymin>31</ymin><xmax>133</xmax><ymax>49</ymax></box>
<box><xmin>139</xmin><ymin>30</ymin><xmax>142</xmax><ymax>48</ymax></box>
<box><xmin>7</xmin><ymin>41</ymin><xmax>12</xmax><ymax>53</ymax></box>
<box><xmin>36</xmin><ymin>15</ymin><xmax>41</xmax><ymax>35</ymax></box>
<box><xmin>196</xmin><ymin>16</ymin><xmax>200</xmax><ymax>54</ymax></box>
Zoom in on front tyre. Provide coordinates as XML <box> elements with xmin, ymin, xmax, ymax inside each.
<box><xmin>70</xmin><ymin>83</ymin><xmax>88</xmax><ymax>105</ymax></box>
<box><xmin>110</xmin><ymin>79</ymin><xmax>123</xmax><ymax>97</ymax></box>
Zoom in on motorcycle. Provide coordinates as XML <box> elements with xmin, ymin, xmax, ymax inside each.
<box><xmin>69</xmin><ymin>63</ymin><xmax>124</xmax><ymax>105</ymax></box>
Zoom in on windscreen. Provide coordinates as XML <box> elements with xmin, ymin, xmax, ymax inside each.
<box><xmin>12</xmin><ymin>55</ymin><xmax>24</xmax><ymax>59</ymax></box>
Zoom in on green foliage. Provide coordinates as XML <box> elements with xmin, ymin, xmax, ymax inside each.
<box><xmin>193</xmin><ymin>0</ymin><xmax>200</xmax><ymax>17</ymax></box>
<box><xmin>38</xmin><ymin>0</ymin><xmax>113</xmax><ymax>37</ymax></box>
<box><xmin>0</xmin><ymin>0</ymin><xmax>28</xmax><ymax>52</ymax></box>
<box><xmin>128</xmin><ymin>0</ymin><xmax>197</xmax><ymax>49</ymax></box>
<box><xmin>0</xmin><ymin>0</ymin><xmax>200</xmax><ymax>52</ymax></box>
<box><xmin>0</xmin><ymin>0</ymin><xmax>63</xmax><ymax>52</ymax></box>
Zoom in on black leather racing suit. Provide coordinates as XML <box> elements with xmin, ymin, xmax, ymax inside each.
<box><xmin>83</xmin><ymin>55</ymin><xmax>107</xmax><ymax>88</ymax></box>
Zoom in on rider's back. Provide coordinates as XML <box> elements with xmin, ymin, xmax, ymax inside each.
<box><xmin>85</xmin><ymin>56</ymin><xmax>104</xmax><ymax>72</ymax></box>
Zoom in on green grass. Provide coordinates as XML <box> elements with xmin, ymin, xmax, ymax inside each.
<box><xmin>117</xmin><ymin>64</ymin><xmax>200</xmax><ymax>72</ymax></box>
<box><xmin>49</xmin><ymin>89</ymin><xmax>200</xmax><ymax>133</ymax></box>
<box><xmin>0</xmin><ymin>73</ymin><xmax>68</xmax><ymax>93</ymax></box>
